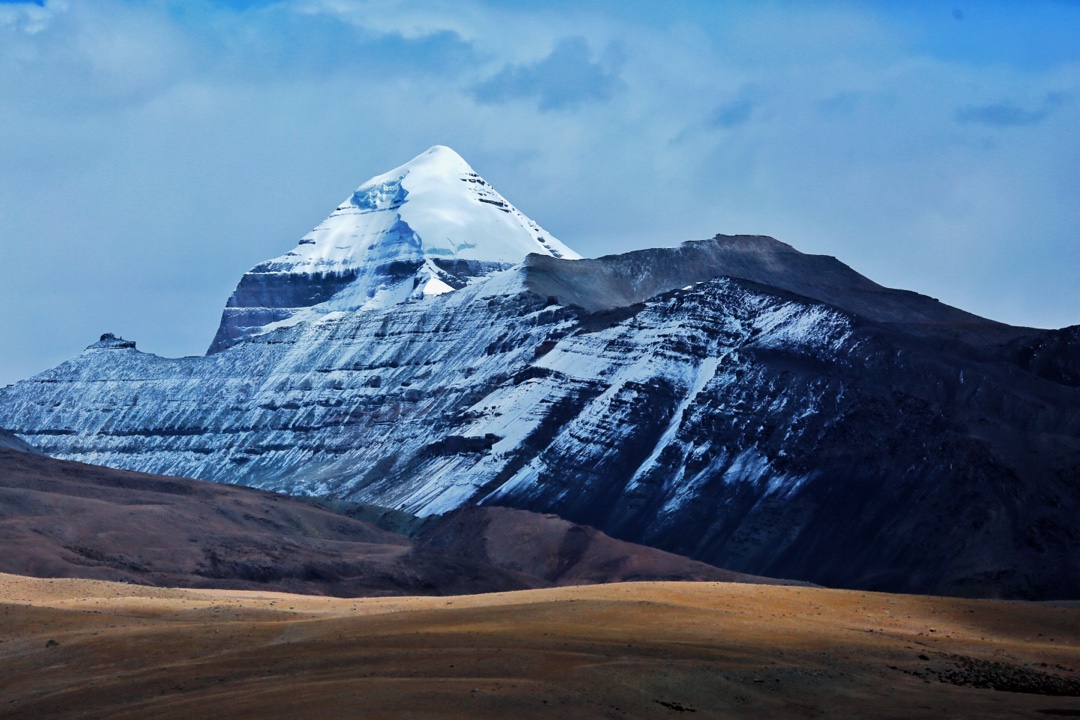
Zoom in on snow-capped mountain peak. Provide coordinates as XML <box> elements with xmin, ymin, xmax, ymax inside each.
<box><xmin>207</xmin><ymin>146</ymin><xmax>580</xmax><ymax>353</ymax></box>
<box><xmin>284</xmin><ymin>145</ymin><xmax>578</xmax><ymax>271</ymax></box>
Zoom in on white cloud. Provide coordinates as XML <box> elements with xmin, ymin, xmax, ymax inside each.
<box><xmin>0</xmin><ymin>1</ymin><xmax>66</xmax><ymax>35</ymax></box>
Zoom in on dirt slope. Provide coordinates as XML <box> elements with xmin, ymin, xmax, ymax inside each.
<box><xmin>0</xmin><ymin>448</ymin><xmax>782</xmax><ymax>596</ymax></box>
<box><xmin>0</xmin><ymin>447</ymin><xmax>539</xmax><ymax>596</ymax></box>
<box><xmin>417</xmin><ymin>505</ymin><xmax>805</xmax><ymax>586</ymax></box>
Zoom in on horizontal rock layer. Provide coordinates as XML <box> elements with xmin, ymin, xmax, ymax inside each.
<box><xmin>2</xmin><ymin>236</ymin><xmax>1079</xmax><ymax>598</ymax></box>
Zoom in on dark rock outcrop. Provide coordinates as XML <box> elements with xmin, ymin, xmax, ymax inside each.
<box><xmin>90</xmin><ymin>333</ymin><xmax>136</xmax><ymax>350</ymax></box>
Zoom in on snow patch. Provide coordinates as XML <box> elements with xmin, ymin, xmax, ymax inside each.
<box><xmin>626</xmin><ymin>355</ymin><xmax>721</xmax><ymax>492</ymax></box>
<box><xmin>421</xmin><ymin>275</ymin><xmax>455</xmax><ymax>296</ymax></box>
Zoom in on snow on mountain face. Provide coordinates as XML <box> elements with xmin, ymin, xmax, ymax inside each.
<box><xmin>2</xmin><ymin>136</ymin><xmax>1080</xmax><ymax>601</ymax></box>
<box><xmin>293</xmin><ymin>145</ymin><xmax>577</xmax><ymax>267</ymax></box>
<box><xmin>208</xmin><ymin>146</ymin><xmax>579</xmax><ymax>353</ymax></box>
<box><xmin>0</xmin><ymin>269</ymin><xmax>848</xmax><ymax>519</ymax></box>
<box><xmin>4</xmin><ymin>235</ymin><xmax>1079</xmax><ymax>599</ymax></box>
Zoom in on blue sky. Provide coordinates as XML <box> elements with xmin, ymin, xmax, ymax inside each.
<box><xmin>1</xmin><ymin>0</ymin><xmax>1078</xmax><ymax>385</ymax></box>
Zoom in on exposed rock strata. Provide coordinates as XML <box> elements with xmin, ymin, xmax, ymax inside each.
<box><xmin>3</xmin><ymin>235</ymin><xmax>1078</xmax><ymax>598</ymax></box>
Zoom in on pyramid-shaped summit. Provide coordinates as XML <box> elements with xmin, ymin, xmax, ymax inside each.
<box><xmin>208</xmin><ymin>146</ymin><xmax>580</xmax><ymax>353</ymax></box>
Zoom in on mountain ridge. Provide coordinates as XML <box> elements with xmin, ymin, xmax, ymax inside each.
<box><xmin>525</xmin><ymin>234</ymin><xmax>1033</xmax><ymax>346</ymax></box>
<box><xmin>1</xmin><ymin>149</ymin><xmax>1078</xmax><ymax>599</ymax></box>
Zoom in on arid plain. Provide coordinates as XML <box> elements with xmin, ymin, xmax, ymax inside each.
<box><xmin>2</xmin><ymin>573</ymin><xmax>1078</xmax><ymax>719</ymax></box>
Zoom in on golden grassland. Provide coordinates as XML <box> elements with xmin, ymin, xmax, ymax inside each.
<box><xmin>2</xmin><ymin>573</ymin><xmax>1078</xmax><ymax>719</ymax></box>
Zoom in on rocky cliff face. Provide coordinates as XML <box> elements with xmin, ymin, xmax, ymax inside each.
<box><xmin>2</xmin><ymin>150</ymin><xmax>1078</xmax><ymax>599</ymax></box>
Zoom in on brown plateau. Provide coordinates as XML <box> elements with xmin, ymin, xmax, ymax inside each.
<box><xmin>2</xmin><ymin>574</ymin><xmax>1078</xmax><ymax>719</ymax></box>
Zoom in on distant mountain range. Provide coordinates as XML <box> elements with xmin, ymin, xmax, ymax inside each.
<box><xmin>2</xmin><ymin>147</ymin><xmax>1078</xmax><ymax>599</ymax></box>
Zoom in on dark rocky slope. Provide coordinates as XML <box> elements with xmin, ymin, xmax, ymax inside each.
<box><xmin>500</xmin><ymin>266</ymin><xmax>1080</xmax><ymax>600</ymax></box>
<box><xmin>524</xmin><ymin>235</ymin><xmax>1032</xmax><ymax>344</ymax></box>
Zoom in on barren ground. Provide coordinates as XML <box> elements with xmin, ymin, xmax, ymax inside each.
<box><xmin>2</xmin><ymin>574</ymin><xmax>1078</xmax><ymax>719</ymax></box>
<box><xmin>0</xmin><ymin>448</ymin><xmax>790</xmax><ymax>596</ymax></box>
